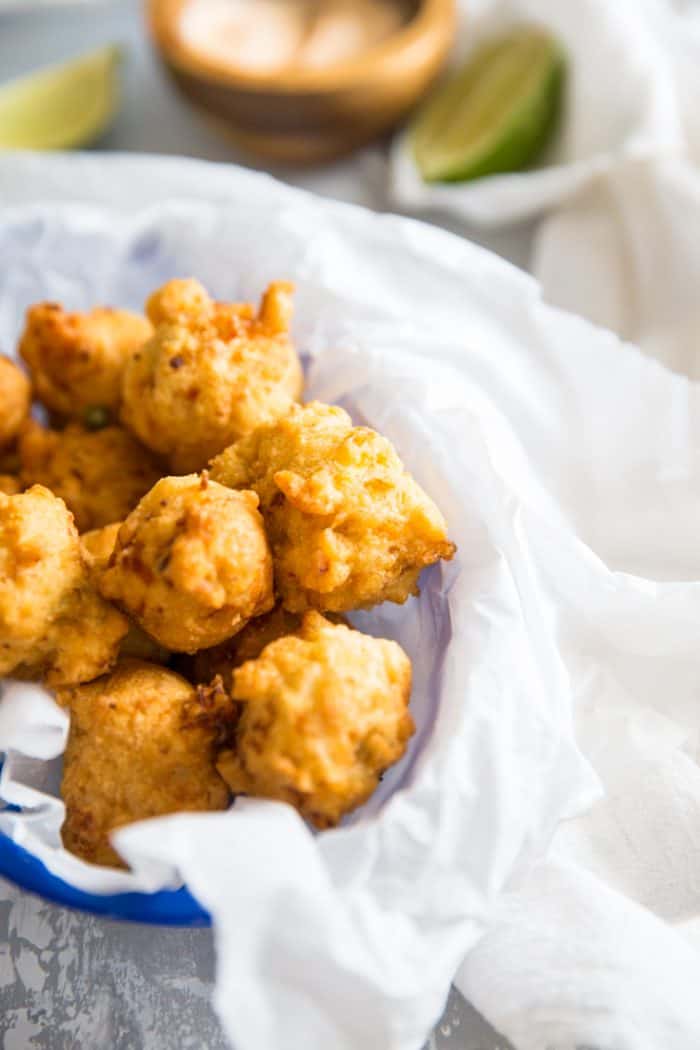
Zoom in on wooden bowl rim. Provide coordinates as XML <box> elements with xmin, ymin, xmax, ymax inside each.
<box><xmin>148</xmin><ymin>0</ymin><xmax>456</xmax><ymax>95</ymax></box>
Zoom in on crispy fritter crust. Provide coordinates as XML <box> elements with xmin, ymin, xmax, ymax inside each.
<box><xmin>0</xmin><ymin>486</ymin><xmax>127</xmax><ymax>684</ymax></box>
<box><xmin>216</xmin><ymin>611</ymin><xmax>414</xmax><ymax>828</ymax></box>
<box><xmin>120</xmin><ymin>279</ymin><xmax>303</xmax><ymax>472</ymax></box>
<box><xmin>177</xmin><ymin>604</ymin><xmax>350</xmax><ymax>692</ymax></box>
<box><xmin>59</xmin><ymin>660</ymin><xmax>231</xmax><ymax>867</ymax></box>
<box><xmin>0</xmin><ymin>445</ymin><xmax>20</xmax><ymax>476</ymax></box>
<box><xmin>0</xmin><ymin>356</ymin><xmax>30</xmax><ymax>449</ymax></box>
<box><xmin>19</xmin><ymin>303</ymin><xmax>152</xmax><ymax>422</ymax></box>
<box><xmin>19</xmin><ymin>421</ymin><xmax>163</xmax><ymax>532</ymax></box>
<box><xmin>81</xmin><ymin>524</ymin><xmax>170</xmax><ymax>665</ymax></box>
<box><xmin>99</xmin><ymin>474</ymin><xmax>274</xmax><ymax>652</ymax></box>
<box><xmin>177</xmin><ymin>604</ymin><xmax>304</xmax><ymax>691</ymax></box>
<box><xmin>210</xmin><ymin>401</ymin><xmax>456</xmax><ymax>612</ymax></box>
<box><xmin>34</xmin><ymin>585</ymin><xmax>130</xmax><ymax>688</ymax></box>
<box><xmin>81</xmin><ymin>522</ymin><xmax>122</xmax><ymax>570</ymax></box>
<box><xmin>0</xmin><ymin>475</ymin><xmax>21</xmax><ymax>496</ymax></box>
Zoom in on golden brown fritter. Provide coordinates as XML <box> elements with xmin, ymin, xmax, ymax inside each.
<box><xmin>216</xmin><ymin>612</ymin><xmax>414</xmax><ymax>828</ymax></box>
<box><xmin>81</xmin><ymin>524</ymin><xmax>170</xmax><ymax>665</ymax></box>
<box><xmin>0</xmin><ymin>485</ymin><xmax>83</xmax><ymax>671</ymax></box>
<box><xmin>81</xmin><ymin>522</ymin><xmax>122</xmax><ymax>570</ymax></box>
<box><xmin>0</xmin><ymin>444</ymin><xmax>20</xmax><ymax>477</ymax></box>
<box><xmin>144</xmin><ymin>277</ymin><xmax>212</xmax><ymax>325</ymax></box>
<box><xmin>59</xmin><ymin>660</ymin><xmax>231</xmax><ymax>867</ymax></box>
<box><xmin>0</xmin><ymin>485</ymin><xmax>128</xmax><ymax>684</ymax></box>
<box><xmin>120</xmin><ymin>278</ymin><xmax>303</xmax><ymax>472</ymax></box>
<box><xmin>210</xmin><ymin>401</ymin><xmax>456</xmax><ymax>612</ymax></box>
<box><xmin>19</xmin><ymin>303</ymin><xmax>152</xmax><ymax>423</ymax></box>
<box><xmin>36</xmin><ymin>584</ymin><xmax>130</xmax><ymax>688</ymax></box>
<box><xmin>0</xmin><ymin>475</ymin><xmax>21</xmax><ymax>496</ymax></box>
<box><xmin>19</xmin><ymin>421</ymin><xmax>163</xmax><ymax>532</ymax></box>
<box><xmin>99</xmin><ymin>474</ymin><xmax>274</xmax><ymax>653</ymax></box>
<box><xmin>177</xmin><ymin>604</ymin><xmax>351</xmax><ymax>691</ymax></box>
<box><xmin>0</xmin><ymin>448</ymin><xmax>22</xmax><ymax>495</ymax></box>
<box><xmin>0</xmin><ymin>356</ymin><xmax>30</xmax><ymax>449</ymax></box>
<box><xmin>177</xmin><ymin>604</ymin><xmax>305</xmax><ymax>691</ymax></box>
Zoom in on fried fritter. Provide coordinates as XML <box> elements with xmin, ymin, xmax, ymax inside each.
<box><xmin>216</xmin><ymin>612</ymin><xmax>414</xmax><ymax>828</ymax></box>
<box><xmin>0</xmin><ymin>485</ymin><xmax>83</xmax><ymax>670</ymax></box>
<box><xmin>120</xmin><ymin>278</ymin><xmax>303</xmax><ymax>472</ymax></box>
<box><xmin>0</xmin><ymin>445</ymin><xmax>20</xmax><ymax>476</ymax></box>
<box><xmin>0</xmin><ymin>486</ymin><xmax>128</xmax><ymax>684</ymax></box>
<box><xmin>19</xmin><ymin>303</ymin><xmax>152</xmax><ymax>423</ymax></box>
<box><xmin>209</xmin><ymin>401</ymin><xmax>456</xmax><ymax>612</ymax></box>
<box><xmin>0</xmin><ymin>475</ymin><xmax>21</xmax><ymax>496</ymax></box>
<box><xmin>177</xmin><ymin>604</ymin><xmax>304</xmax><ymax>691</ymax></box>
<box><xmin>99</xmin><ymin>474</ymin><xmax>274</xmax><ymax>653</ymax></box>
<box><xmin>37</xmin><ymin>585</ymin><xmax>130</xmax><ymax>688</ymax></box>
<box><xmin>19</xmin><ymin>421</ymin><xmax>163</xmax><ymax>532</ymax></box>
<box><xmin>0</xmin><ymin>356</ymin><xmax>30</xmax><ymax>449</ymax></box>
<box><xmin>81</xmin><ymin>522</ymin><xmax>122</xmax><ymax>570</ymax></box>
<box><xmin>81</xmin><ymin>524</ymin><xmax>170</xmax><ymax>665</ymax></box>
<box><xmin>59</xmin><ymin>660</ymin><xmax>231</xmax><ymax>867</ymax></box>
<box><xmin>177</xmin><ymin>604</ymin><xmax>351</xmax><ymax>691</ymax></box>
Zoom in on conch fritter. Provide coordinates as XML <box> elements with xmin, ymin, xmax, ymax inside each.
<box><xmin>177</xmin><ymin>604</ymin><xmax>305</xmax><ymax>692</ymax></box>
<box><xmin>178</xmin><ymin>604</ymin><xmax>350</xmax><ymax>692</ymax></box>
<box><xmin>216</xmin><ymin>612</ymin><xmax>414</xmax><ymax>828</ymax></box>
<box><xmin>81</xmin><ymin>524</ymin><xmax>170</xmax><ymax>665</ymax></box>
<box><xmin>99</xmin><ymin>474</ymin><xmax>274</xmax><ymax>652</ymax></box>
<box><xmin>0</xmin><ymin>356</ymin><xmax>30</xmax><ymax>449</ymax></box>
<box><xmin>120</xmin><ymin>278</ymin><xmax>303</xmax><ymax>472</ymax></box>
<box><xmin>210</xmin><ymin>401</ymin><xmax>456</xmax><ymax>612</ymax></box>
<box><xmin>0</xmin><ymin>486</ymin><xmax>128</xmax><ymax>684</ymax></box>
<box><xmin>0</xmin><ymin>475</ymin><xmax>21</xmax><ymax>496</ymax></box>
<box><xmin>81</xmin><ymin>522</ymin><xmax>122</xmax><ymax>571</ymax></box>
<box><xmin>19</xmin><ymin>302</ymin><xmax>152</xmax><ymax>423</ymax></box>
<box><xmin>59</xmin><ymin>661</ymin><xmax>231</xmax><ymax>867</ymax></box>
<box><xmin>19</xmin><ymin>421</ymin><xmax>163</xmax><ymax>532</ymax></box>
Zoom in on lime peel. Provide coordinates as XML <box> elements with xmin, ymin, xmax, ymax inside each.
<box><xmin>411</xmin><ymin>27</ymin><xmax>565</xmax><ymax>184</ymax></box>
<box><xmin>0</xmin><ymin>45</ymin><xmax>122</xmax><ymax>151</ymax></box>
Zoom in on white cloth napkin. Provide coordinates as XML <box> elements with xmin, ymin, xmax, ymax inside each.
<box><xmin>391</xmin><ymin>0</ymin><xmax>700</xmax><ymax>1045</ymax></box>
<box><xmin>392</xmin><ymin>0</ymin><xmax>700</xmax><ymax>376</ymax></box>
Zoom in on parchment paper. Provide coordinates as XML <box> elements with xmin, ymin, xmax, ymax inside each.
<box><xmin>0</xmin><ymin>184</ymin><xmax>698</xmax><ymax>1048</ymax></box>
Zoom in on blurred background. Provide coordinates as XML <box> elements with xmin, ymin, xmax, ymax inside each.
<box><xmin>0</xmin><ymin>0</ymin><xmax>538</xmax><ymax>267</ymax></box>
<box><xmin>0</xmin><ymin>0</ymin><xmax>434</xmax><ymax>194</ymax></box>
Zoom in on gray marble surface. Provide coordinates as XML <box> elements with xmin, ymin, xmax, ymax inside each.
<box><xmin>0</xmin><ymin>5</ymin><xmax>529</xmax><ymax>1046</ymax></box>
<box><xmin>0</xmin><ymin>878</ymin><xmax>510</xmax><ymax>1050</ymax></box>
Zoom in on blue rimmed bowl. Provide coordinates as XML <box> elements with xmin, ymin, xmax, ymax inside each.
<box><xmin>0</xmin><ymin>832</ymin><xmax>210</xmax><ymax>924</ymax></box>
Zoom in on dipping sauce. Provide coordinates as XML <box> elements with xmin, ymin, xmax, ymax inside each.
<box><xmin>178</xmin><ymin>0</ymin><xmax>407</xmax><ymax>76</ymax></box>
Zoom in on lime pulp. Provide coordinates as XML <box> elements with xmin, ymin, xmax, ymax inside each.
<box><xmin>411</xmin><ymin>27</ymin><xmax>565</xmax><ymax>184</ymax></box>
<box><xmin>0</xmin><ymin>45</ymin><xmax>122</xmax><ymax>151</ymax></box>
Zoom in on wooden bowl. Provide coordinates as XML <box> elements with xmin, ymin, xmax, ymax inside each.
<box><xmin>147</xmin><ymin>0</ymin><xmax>457</xmax><ymax>164</ymax></box>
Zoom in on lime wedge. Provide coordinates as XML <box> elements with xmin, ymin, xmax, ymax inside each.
<box><xmin>0</xmin><ymin>46</ymin><xmax>122</xmax><ymax>150</ymax></box>
<box><xmin>411</xmin><ymin>27</ymin><xmax>565</xmax><ymax>183</ymax></box>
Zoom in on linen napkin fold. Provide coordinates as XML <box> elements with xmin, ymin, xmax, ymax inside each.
<box><xmin>391</xmin><ymin>0</ymin><xmax>700</xmax><ymax>1044</ymax></box>
<box><xmin>459</xmin><ymin>859</ymin><xmax>700</xmax><ymax>1050</ymax></box>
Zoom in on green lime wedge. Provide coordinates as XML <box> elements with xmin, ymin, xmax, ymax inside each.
<box><xmin>411</xmin><ymin>27</ymin><xmax>565</xmax><ymax>183</ymax></box>
<box><xmin>0</xmin><ymin>45</ymin><xmax>122</xmax><ymax>150</ymax></box>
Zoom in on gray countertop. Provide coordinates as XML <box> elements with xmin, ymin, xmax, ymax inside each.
<box><xmin>1</xmin><ymin>877</ymin><xmax>509</xmax><ymax>1050</ymax></box>
<box><xmin>0</xmin><ymin>6</ymin><xmax>526</xmax><ymax>1046</ymax></box>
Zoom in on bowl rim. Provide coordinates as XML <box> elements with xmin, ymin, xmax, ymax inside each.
<box><xmin>0</xmin><ymin>831</ymin><xmax>211</xmax><ymax>925</ymax></box>
<box><xmin>147</xmin><ymin>0</ymin><xmax>456</xmax><ymax>95</ymax></box>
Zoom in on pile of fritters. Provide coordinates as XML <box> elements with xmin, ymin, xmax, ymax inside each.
<box><xmin>0</xmin><ymin>279</ymin><xmax>455</xmax><ymax>867</ymax></box>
